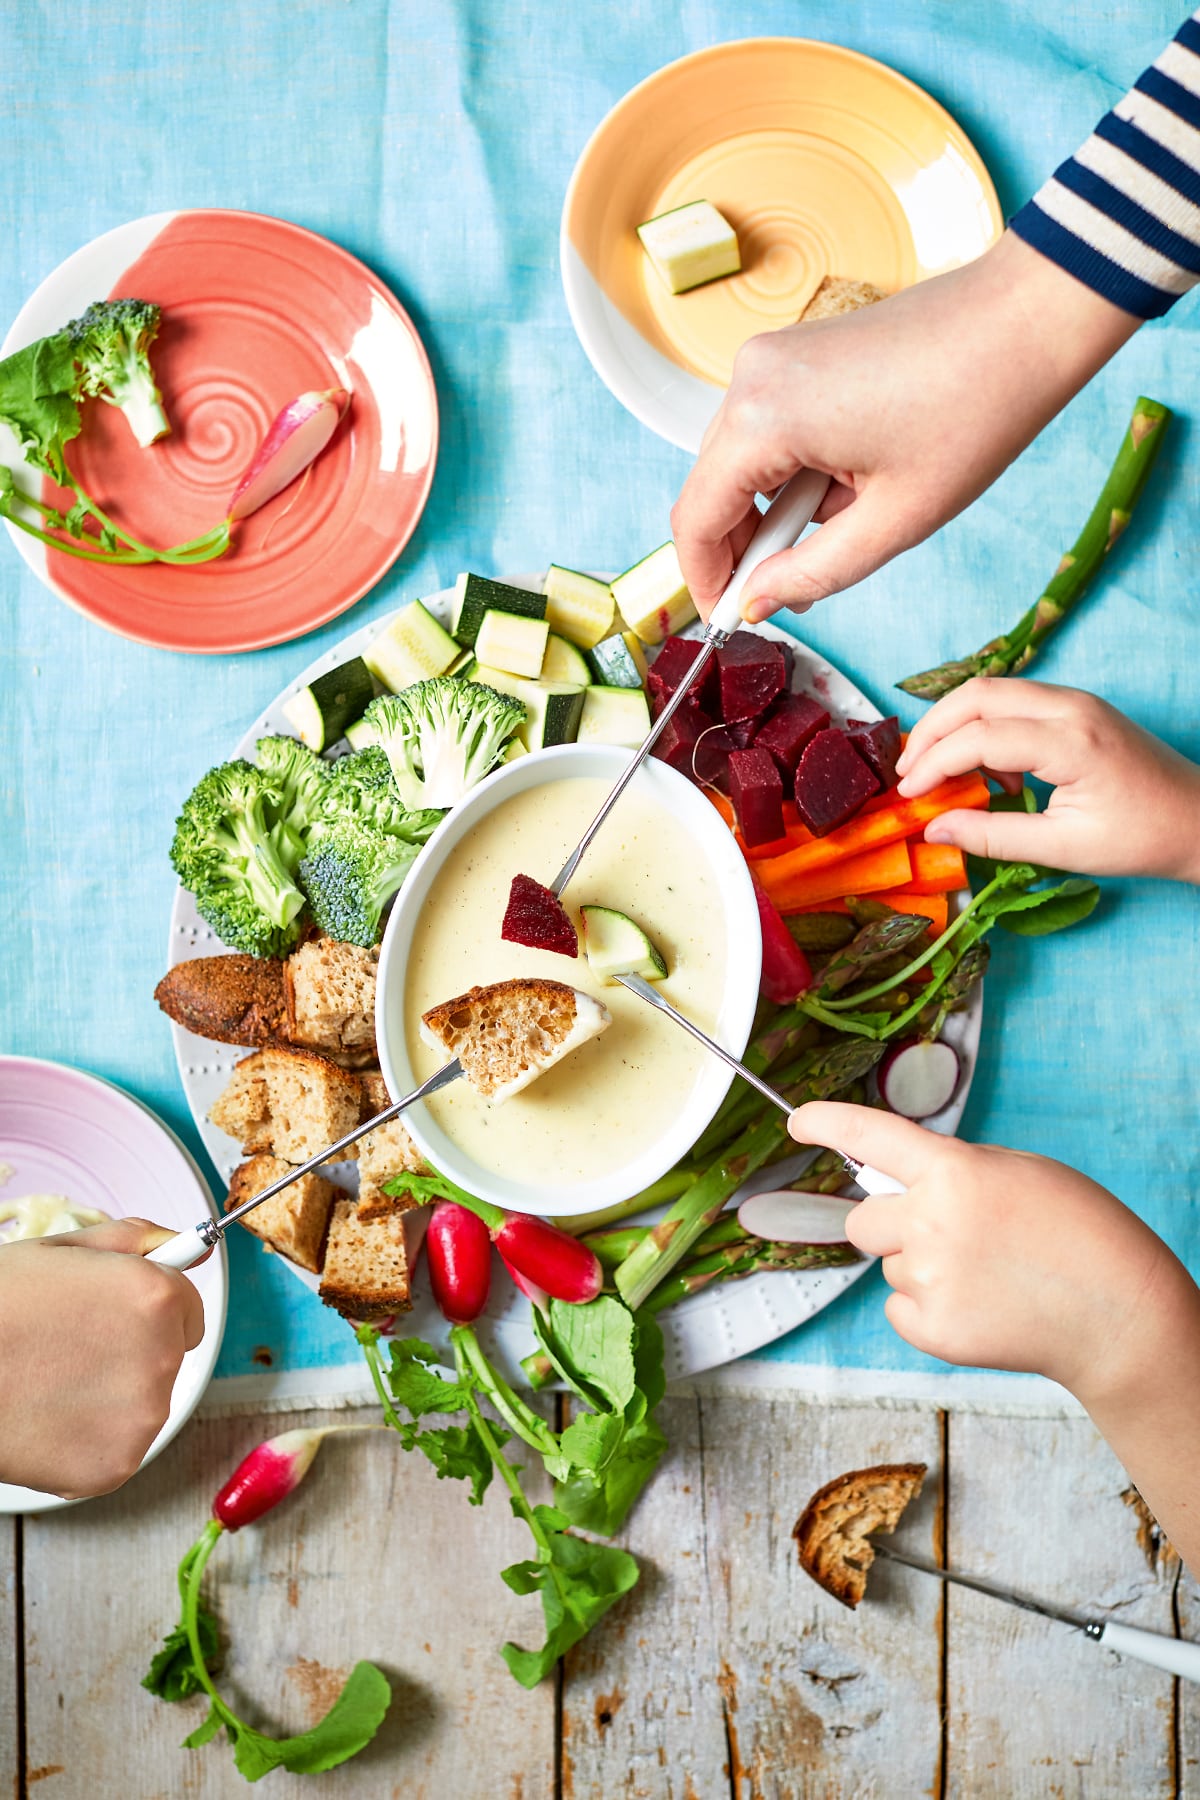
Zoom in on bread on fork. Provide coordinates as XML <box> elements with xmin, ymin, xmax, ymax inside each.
<box><xmin>420</xmin><ymin>977</ymin><xmax>610</xmax><ymax>1102</ymax></box>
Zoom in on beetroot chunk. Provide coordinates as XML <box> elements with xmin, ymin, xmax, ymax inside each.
<box><xmin>716</xmin><ymin>634</ymin><xmax>786</xmax><ymax>721</ymax></box>
<box><xmin>793</xmin><ymin>729</ymin><xmax>881</xmax><ymax>836</ymax></box>
<box><xmin>647</xmin><ymin>634</ymin><xmax>718</xmax><ymax>716</ymax></box>
<box><xmin>727</xmin><ymin>718</ymin><xmax>762</xmax><ymax>749</ymax></box>
<box><xmin>502</xmin><ymin>874</ymin><xmax>578</xmax><ymax>958</ymax></box>
<box><xmin>652</xmin><ymin>706</ymin><xmax>733</xmax><ymax>791</ymax></box>
<box><xmin>846</xmin><ymin>716</ymin><xmax>903</xmax><ymax>788</ymax></box>
<box><xmin>754</xmin><ymin>693</ymin><xmax>831</xmax><ymax>777</ymax></box>
<box><xmin>728</xmin><ymin>747</ymin><xmax>785</xmax><ymax>848</ymax></box>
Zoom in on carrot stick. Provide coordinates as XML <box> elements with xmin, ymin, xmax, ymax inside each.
<box><xmin>748</xmin><ymin>773</ymin><xmax>990</xmax><ymax>878</ymax></box>
<box><xmin>764</xmin><ymin>839</ymin><xmax>912</xmax><ymax>913</ymax></box>
<box><xmin>906</xmin><ymin>840</ymin><xmax>968</xmax><ymax>894</ymax></box>
<box><xmin>781</xmin><ymin>889</ymin><xmax>951</xmax><ymax>935</ymax></box>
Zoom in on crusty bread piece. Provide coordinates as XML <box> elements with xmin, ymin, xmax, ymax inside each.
<box><xmin>285</xmin><ymin>938</ymin><xmax>378</xmax><ymax>1063</ymax></box>
<box><xmin>793</xmin><ymin>1463</ymin><xmax>927</xmax><ymax>1609</ymax></box>
<box><xmin>420</xmin><ymin>978</ymin><xmax>611</xmax><ymax>1102</ymax></box>
<box><xmin>155</xmin><ymin>955</ymin><xmax>288</xmax><ymax>1047</ymax></box>
<box><xmin>356</xmin><ymin>1070</ymin><xmax>428</xmax><ymax>1197</ymax></box>
<box><xmin>208</xmin><ymin>1047</ymin><xmax>362</xmax><ymax>1163</ymax></box>
<box><xmin>799</xmin><ymin>275</ymin><xmax>888</xmax><ymax>322</ymax></box>
<box><xmin>226</xmin><ymin>1153</ymin><xmax>337</xmax><ymax>1274</ymax></box>
<box><xmin>319</xmin><ymin>1197</ymin><xmax>412</xmax><ymax>1320</ymax></box>
<box><xmin>357</xmin><ymin>1176</ymin><xmax>419</xmax><ymax>1219</ymax></box>
<box><xmin>208</xmin><ymin>1060</ymin><xmax>273</xmax><ymax>1153</ymax></box>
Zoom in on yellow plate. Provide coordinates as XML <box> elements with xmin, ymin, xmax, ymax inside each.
<box><xmin>561</xmin><ymin>37</ymin><xmax>1002</xmax><ymax>451</ymax></box>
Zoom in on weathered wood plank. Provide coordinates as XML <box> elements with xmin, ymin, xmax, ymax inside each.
<box><xmin>1173</xmin><ymin>1551</ymin><xmax>1197</xmax><ymax>1793</ymax></box>
<box><xmin>944</xmin><ymin>1412</ymin><xmax>1178</xmax><ymax>1800</ymax></box>
<box><xmin>562</xmin><ymin>1392</ymin><xmax>945</xmax><ymax>1800</ymax></box>
<box><xmin>20</xmin><ymin>1407</ymin><xmax>555</xmax><ymax>1800</ymax></box>
<box><xmin>1</xmin><ymin>1517</ymin><xmax>17</xmax><ymax>1790</ymax></box>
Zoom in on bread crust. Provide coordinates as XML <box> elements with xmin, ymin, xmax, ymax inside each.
<box><xmin>793</xmin><ymin>1461</ymin><xmax>927</xmax><ymax>1609</ymax></box>
<box><xmin>155</xmin><ymin>955</ymin><xmax>288</xmax><ymax>1046</ymax></box>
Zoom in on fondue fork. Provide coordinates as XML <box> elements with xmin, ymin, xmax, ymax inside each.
<box><xmin>549</xmin><ymin>469</ymin><xmax>830</xmax><ymax>900</ymax></box>
<box><xmin>613</xmin><ymin>972</ymin><xmax>902</xmax><ymax>1199</ymax></box>
<box><xmin>144</xmin><ymin>1059</ymin><xmax>464</xmax><ymax>1271</ymax></box>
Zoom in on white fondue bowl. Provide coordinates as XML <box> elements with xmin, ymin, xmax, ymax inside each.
<box><xmin>376</xmin><ymin>743</ymin><xmax>761</xmax><ymax>1219</ymax></box>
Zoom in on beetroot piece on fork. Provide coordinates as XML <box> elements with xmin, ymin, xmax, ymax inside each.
<box><xmin>501</xmin><ymin>874</ymin><xmax>579</xmax><ymax>957</ymax></box>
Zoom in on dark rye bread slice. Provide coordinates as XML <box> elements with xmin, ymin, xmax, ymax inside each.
<box><xmin>420</xmin><ymin>977</ymin><xmax>610</xmax><ymax>1102</ymax></box>
<box><xmin>793</xmin><ymin>1462</ymin><xmax>927</xmax><ymax>1609</ymax></box>
<box><xmin>155</xmin><ymin>954</ymin><xmax>289</xmax><ymax>1047</ymax></box>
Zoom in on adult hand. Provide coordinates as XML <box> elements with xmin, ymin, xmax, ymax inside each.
<box><xmin>671</xmin><ymin>232</ymin><xmax>1138</xmax><ymax>622</ymax></box>
<box><xmin>0</xmin><ymin>1219</ymin><xmax>204</xmax><ymax>1498</ymax></box>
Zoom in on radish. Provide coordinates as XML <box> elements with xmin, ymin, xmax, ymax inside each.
<box><xmin>228</xmin><ymin>387</ymin><xmax>350</xmax><ymax>521</ymax></box>
<box><xmin>878</xmin><ymin>1037</ymin><xmax>961</xmax><ymax>1120</ymax></box>
<box><xmin>754</xmin><ymin>881</ymin><xmax>813</xmax><ymax>1003</ymax></box>
<box><xmin>738</xmin><ymin>1190</ymin><xmax>858</xmax><ymax>1245</ymax></box>
<box><xmin>494</xmin><ymin>1213</ymin><xmax>602</xmax><ymax>1305</ymax></box>
<box><xmin>211</xmin><ymin>1424</ymin><xmax>371</xmax><ymax>1529</ymax></box>
<box><xmin>426</xmin><ymin>1202</ymin><xmax>492</xmax><ymax>1324</ymax></box>
<box><xmin>500</xmin><ymin>1251</ymin><xmax>550</xmax><ymax>1312</ymax></box>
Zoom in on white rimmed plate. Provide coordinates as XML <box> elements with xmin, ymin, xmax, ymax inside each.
<box><xmin>166</xmin><ymin>583</ymin><xmax>980</xmax><ymax>1381</ymax></box>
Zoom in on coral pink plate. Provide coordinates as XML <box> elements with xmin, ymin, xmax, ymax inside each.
<box><xmin>0</xmin><ymin>210</ymin><xmax>438</xmax><ymax>653</ymax></box>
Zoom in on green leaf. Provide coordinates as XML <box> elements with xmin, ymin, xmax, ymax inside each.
<box><xmin>554</xmin><ymin>1414</ymin><xmax>668</xmax><ymax>1537</ymax></box>
<box><xmin>142</xmin><ymin>1605</ymin><xmax>220</xmax><ymax>1703</ymax></box>
<box><xmin>0</xmin><ymin>334</ymin><xmax>81</xmax><ymax>481</ymax></box>
<box><xmin>500</xmin><ymin>1533</ymin><xmax>640</xmax><ymax>1689</ymax></box>
<box><xmin>996</xmin><ymin>876</ymin><xmax>1100</xmax><ymax>936</ymax></box>
<box><xmin>631</xmin><ymin>1308</ymin><xmax>666</xmax><ymax>1414</ymax></box>
<box><xmin>415</xmin><ymin>1423</ymin><xmax>498</xmax><ymax>1503</ymax></box>
<box><xmin>182</xmin><ymin>1702</ymin><xmax>225</xmax><ymax>1749</ymax></box>
<box><xmin>386</xmin><ymin>1338</ymin><xmax>469</xmax><ymax>1417</ymax></box>
<box><xmin>541</xmin><ymin>1296</ymin><xmax>638</xmax><ymax>1414</ymax></box>
<box><xmin>258</xmin><ymin>1661</ymin><xmax>392</xmax><ymax>1777</ymax></box>
<box><xmin>557</xmin><ymin>1410</ymin><xmax>627</xmax><ymax>1476</ymax></box>
<box><xmin>63</xmin><ymin>499</ymin><xmax>87</xmax><ymax>538</ymax></box>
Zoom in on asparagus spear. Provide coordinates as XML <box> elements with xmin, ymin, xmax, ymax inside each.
<box><xmin>817</xmin><ymin>914</ymin><xmax>932</xmax><ymax>996</ymax></box>
<box><xmin>585</xmin><ymin>1210</ymin><xmax>749</xmax><ymax>1270</ymax></box>
<box><xmin>615</xmin><ymin>1038</ymin><xmax>885</xmax><ymax>1311</ymax></box>
<box><xmin>898</xmin><ymin>397</ymin><xmax>1171</xmax><ymax>701</ymax></box>
<box><xmin>643</xmin><ymin>1241</ymin><xmax>860</xmax><ymax>1314</ymax></box>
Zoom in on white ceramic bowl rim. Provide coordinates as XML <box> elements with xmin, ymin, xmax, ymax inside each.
<box><xmin>375</xmin><ymin>743</ymin><xmax>761</xmax><ymax>1218</ymax></box>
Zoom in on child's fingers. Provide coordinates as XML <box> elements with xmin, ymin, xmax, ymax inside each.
<box><xmin>924</xmin><ymin>805</ymin><xmax>1051</xmax><ymax>863</ymax></box>
<box><xmin>842</xmin><ymin>1194</ymin><xmax>907</xmax><ymax>1259</ymax></box>
<box><xmin>896</xmin><ymin>676</ymin><xmax>1069</xmax><ymax>775</ymax></box>
<box><xmin>898</xmin><ymin>718</ymin><xmax>1055</xmax><ymax>797</ymax></box>
<box><xmin>44</xmin><ymin>1217</ymin><xmax>171</xmax><ymax>1254</ymax></box>
<box><xmin>788</xmin><ymin>1100</ymin><xmax>943</xmax><ymax>1187</ymax></box>
<box><xmin>883</xmin><ymin>1288</ymin><xmax>929</xmax><ymax>1349</ymax></box>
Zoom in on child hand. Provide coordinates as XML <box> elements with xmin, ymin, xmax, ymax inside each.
<box><xmin>788</xmin><ymin>1101</ymin><xmax>1191</xmax><ymax>1408</ymax></box>
<box><xmin>895</xmin><ymin>677</ymin><xmax>1200</xmax><ymax>883</ymax></box>
<box><xmin>0</xmin><ymin>1219</ymin><xmax>205</xmax><ymax>1498</ymax></box>
<box><xmin>670</xmin><ymin>232</ymin><xmax>1137</xmax><ymax>622</ymax></box>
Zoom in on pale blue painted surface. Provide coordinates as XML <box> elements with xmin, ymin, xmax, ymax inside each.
<box><xmin>1</xmin><ymin>0</ymin><xmax>1195</xmax><ymax>1386</ymax></box>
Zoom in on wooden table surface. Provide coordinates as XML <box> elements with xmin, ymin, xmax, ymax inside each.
<box><xmin>2</xmin><ymin>1393</ymin><xmax>1194</xmax><ymax>1799</ymax></box>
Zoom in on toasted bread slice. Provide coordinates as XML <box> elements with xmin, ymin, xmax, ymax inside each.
<box><xmin>356</xmin><ymin>1070</ymin><xmax>429</xmax><ymax>1194</ymax></box>
<box><xmin>799</xmin><ymin>275</ymin><xmax>887</xmax><ymax>322</ymax></box>
<box><xmin>155</xmin><ymin>955</ymin><xmax>288</xmax><ymax>1047</ymax></box>
<box><xmin>793</xmin><ymin>1462</ymin><xmax>927</xmax><ymax>1609</ymax></box>
<box><xmin>208</xmin><ymin>1047</ymin><xmax>362</xmax><ymax>1163</ymax></box>
<box><xmin>226</xmin><ymin>1153</ymin><xmax>337</xmax><ymax>1273</ymax></box>
<box><xmin>357</xmin><ymin>1176</ymin><xmax>419</xmax><ymax>1219</ymax></box>
<box><xmin>319</xmin><ymin>1197</ymin><xmax>412</xmax><ymax>1320</ymax></box>
<box><xmin>420</xmin><ymin>978</ymin><xmax>610</xmax><ymax>1102</ymax></box>
<box><xmin>285</xmin><ymin>938</ymin><xmax>379</xmax><ymax>1062</ymax></box>
<box><xmin>208</xmin><ymin>1060</ymin><xmax>273</xmax><ymax>1153</ymax></box>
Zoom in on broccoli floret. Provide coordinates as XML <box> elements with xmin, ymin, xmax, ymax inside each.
<box><xmin>322</xmin><ymin>746</ymin><xmax>443</xmax><ymax>842</ymax></box>
<box><xmin>254</xmin><ymin>735</ymin><xmax>328</xmax><ymax>866</ymax></box>
<box><xmin>67</xmin><ymin>298</ymin><xmax>169</xmax><ymax>448</ymax></box>
<box><xmin>171</xmin><ymin>760</ymin><xmax>306</xmax><ymax>958</ymax></box>
<box><xmin>365</xmin><ymin>678</ymin><xmax>525</xmax><ymax>809</ymax></box>
<box><xmin>297</xmin><ymin>819</ymin><xmax>422</xmax><ymax>947</ymax></box>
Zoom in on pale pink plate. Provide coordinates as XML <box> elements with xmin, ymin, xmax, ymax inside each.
<box><xmin>0</xmin><ymin>210</ymin><xmax>439</xmax><ymax>653</ymax></box>
<box><xmin>0</xmin><ymin>1056</ymin><xmax>227</xmax><ymax>1512</ymax></box>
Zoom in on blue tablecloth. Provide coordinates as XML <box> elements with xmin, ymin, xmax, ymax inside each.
<box><xmin>3</xmin><ymin>0</ymin><xmax>1196</xmax><ymax>1390</ymax></box>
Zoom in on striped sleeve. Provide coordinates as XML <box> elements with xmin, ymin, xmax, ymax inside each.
<box><xmin>1010</xmin><ymin>10</ymin><xmax>1200</xmax><ymax>318</ymax></box>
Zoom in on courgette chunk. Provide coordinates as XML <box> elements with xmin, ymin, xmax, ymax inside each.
<box><xmin>474</xmin><ymin>609</ymin><xmax>549</xmax><ymax>679</ymax></box>
<box><xmin>586</xmin><ymin>632</ymin><xmax>647</xmax><ymax>690</ymax></box>
<box><xmin>472</xmin><ymin>666</ymin><xmax>586</xmax><ymax>749</ymax></box>
<box><xmin>363</xmin><ymin>600</ymin><xmax>460</xmax><ymax>691</ymax></box>
<box><xmin>452</xmin><ymin>573</ymin><xmax>546</xmax><ymax>648</ymax></box>
<box><xmin>577</xmin><ymin>684</ymin><xmax>652</xmax><ymax>749</ymax></box>
<box><xmin>543</xmin><ymin>565</ymin><xmax>615</xmax><ymax>648</ymax></box>
<box><xmin>637</xmin><ymin>200</ymin><xmax>741</xmax><ymax>294</ymax></box>
<box><xmin>580</xmin><ymin>905</ymin><xmax>668</xmax><ymax>983</ymax></box>
<box><xmin>611</xmin><ymin>543</ymin><xmax>697</xmax><ymax>645</ymax></box>
<box><xmin>542</xmin><ymin>633</ymin><xmax>593</xmax><ymax>687</ymax></box>
<box><xmin>282</xmin><ymin>656</ymin><xmax>375</xmax><ymax>752</ymax></box>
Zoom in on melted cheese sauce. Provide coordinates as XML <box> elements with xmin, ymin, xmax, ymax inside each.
<box><xmin>404</xmin><ymin>777</ymin><xmax>726</xmax><ymax>1186</ymax></box>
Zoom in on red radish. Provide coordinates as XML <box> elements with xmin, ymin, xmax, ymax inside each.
<box><xmin>426</xmin><ymin>1202</ymin><xmax>493</xmax><ymax>1324</ymax></box>
<box><xmin>500</xmin><ymin>1251</ymin><xmax>550</xmax><ymax>1312</ymax></box>
<box><xmin>878</xmin><ymin>1037</ymin><xmax>961</xmax><ymax>1119</ymax></box>
<box><xmin>738</xmin><ymin>1190</ymin><xmax>857</xmax><ymax>1244</ymax></box>
<box><xmin>228</xmin><ymin>387</ymin><xmax>350</xmax><ymax>521</ymax></box>
<box><xmin>494</xmin><ymin>1213</ymin><xmax>602</xmax><ymax>1304</ymax></box>
<box><xmin>754</xmin><ymin>881</ymin><xmax>813</xmax><ymax>1003</ymax></box>
<box><xmin>212</xmin><ymin>1425</ymin><xmax>341</xmax><ymax>1529</ymax></box>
